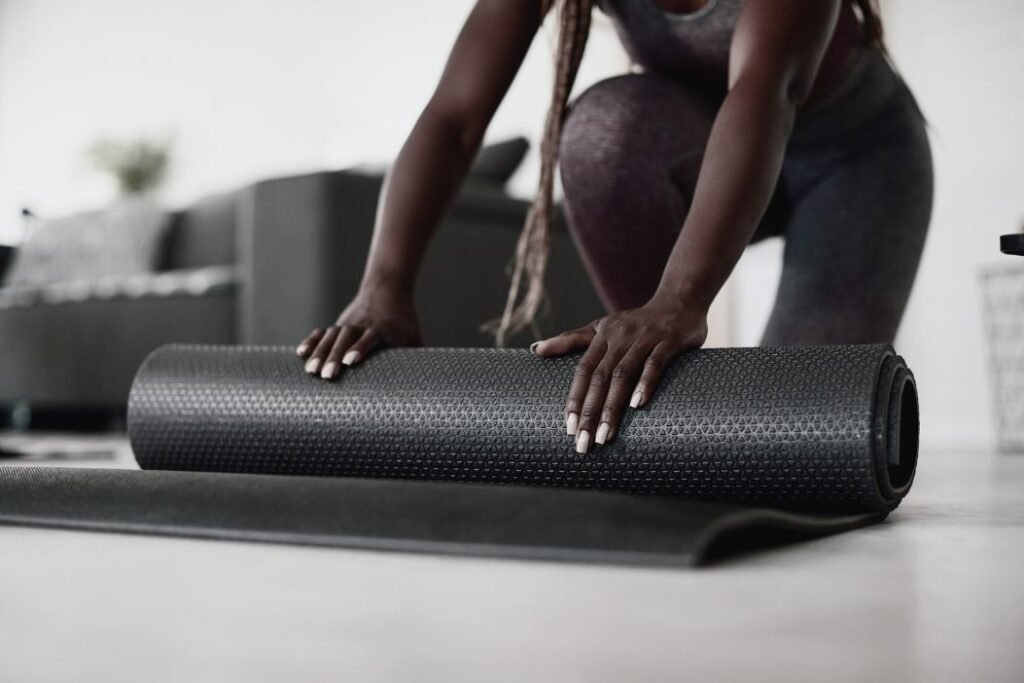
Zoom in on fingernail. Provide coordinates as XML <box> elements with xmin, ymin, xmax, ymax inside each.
<box><xmin>566</xmin><ymin>412</ymin><xmax>579</xmax><ymax>435</ymax></box>
<box><xmin>320</xmin><ymin>362</ymin><xmax>338</xmax><ymax>380</ymax></box>
<box><xmin>296</xmin><ymin>344</ymin><xmax>308</xmax><ymax>356</ymax></box>
<box><xmin>342</xmin><ymin>350</ymin><xmax>360</xmax><ymax>366</ymax></box>
<box><xmin>629</xmin><ymin>390</ymin><xmax>644</xmax><ymax>408</ymax></box>
<box><xmin>530</xmin><ymin>341</ymin><xmax>541</xmax><ymax>354</ymax></box>
<box><xmin>576</xmin><ymin>430</ymin><xmax>591</xmax><ymax>455</ymax></box>
<box><xmin>595</xmin><ymin>422</ymin><xmax>610</xmax><ymax>445</ymax></box>
<box><xmin>305</xmin><ymin>357</ymin><xmax>322</xmax><ymax>374</ymax></box>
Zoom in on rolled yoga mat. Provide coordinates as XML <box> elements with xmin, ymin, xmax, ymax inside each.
<box><xmin>0</xmin><ymin>344</ymin><xmax>920</xmax><ymax>566</ymax></box>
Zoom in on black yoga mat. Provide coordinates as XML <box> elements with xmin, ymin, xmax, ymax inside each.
<box><xmin>0</xmin><ymin>344</ymin><xmax>920</xmax><ymax>565</ymax></box>
<box><xmin>0</xmin><ymin>466</ymin><xmax>877</xmax><ymax>566</ymax></box>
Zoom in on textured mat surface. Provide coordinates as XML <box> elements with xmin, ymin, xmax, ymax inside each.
<box><xmin>0</xmin><ymin>344</ymin><xmax>919</xmax><ymax>565</ymax></box>
<box><xmin>130</xmin><ymin>344</ymin><xmax>919</xmax><ymax>512</ymax></box>
<box><xmin>0</xmin><ymin>466</ymin><xmax>881</xmax><ymax>566</ymax></box>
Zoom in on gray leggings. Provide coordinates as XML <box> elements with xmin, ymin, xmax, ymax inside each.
<box><xmin>559</xmin><ymin>47</ymin><xmax>933</xmax><ymax>345</ymax></box>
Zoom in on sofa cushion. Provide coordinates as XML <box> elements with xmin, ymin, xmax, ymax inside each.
<box><xmin>0</xmin><ymin>265</ymin><xmax>239</xmax><ymax>310</ymax></box>
<box><xmin>3</xmin><ymin>199</ymin><xmax>170</xmax><ymax>288</ymax></box>
<box><xmin>0</xmin><ymin>285</ymin><xmax>40</xmax><ymax>309</ymax></box>
<box><xmin>36</xmin><ymin>265</ymin><xmax>240</xmax><ymax>305</ymax></box>
<box><xmin>467</xmin><ymin>137</ymin><xmax>530</xmax><ymax>187</ymax></box>
<box><xmin>162</xmin><ymin>191</ymin><xmax>237</xmax><ymax>270</ymax></box>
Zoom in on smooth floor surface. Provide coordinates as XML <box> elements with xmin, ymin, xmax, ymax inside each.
<box><xmin>0</xmin><ymin>439</ymin><xmax>1022</xmax><ymax>682</ymax></box>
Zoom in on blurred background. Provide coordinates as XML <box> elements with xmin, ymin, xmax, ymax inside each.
<box><xmin>0</xmin><ymin>0</ymin><xmax>1020</xmax><ymax>452</ymax></box>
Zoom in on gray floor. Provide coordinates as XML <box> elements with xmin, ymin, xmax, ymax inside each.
<box><xmin>1</xmin><ymin>439</ymin><xmax>1022</xmax><ymax>682</ymax></box>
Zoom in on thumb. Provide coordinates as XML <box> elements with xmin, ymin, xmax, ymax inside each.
<box><xmin>531</xmin><ymin>323</ymin><xmax>597</xmax><ymax>357</ymax></box>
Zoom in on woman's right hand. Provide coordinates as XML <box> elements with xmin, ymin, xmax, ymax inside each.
<box><xmin>296</xmin><ymin>286</ymin><xmax>423</xmax><ymax>381</ymax></box>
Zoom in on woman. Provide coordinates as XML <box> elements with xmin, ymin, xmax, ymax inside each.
<box><xmin>296</xmin><ymin>0</ymin><xmax>932</xmax><ymax>454</ymax></box>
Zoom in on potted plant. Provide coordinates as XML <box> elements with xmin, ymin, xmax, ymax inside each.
<box><xmin>88</xmin><ymin>138</ymin><xmax>170</xmax><ymax>196</ymax></box>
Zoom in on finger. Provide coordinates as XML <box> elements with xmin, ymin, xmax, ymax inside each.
<box><xmin>340</xmin><ymin>327</ymin><xmax>381</xmax><ymax>367</ymax></box>
<box><xmin>531</xmin><ymin>322</ymin><xmax>597</xmax><ymax>357</ymax></box>
<box><xmin>561</xmin><ymin>335</ymin><xmax>598</xmax><ymax>444</ymax></box>
<box><xmin>320</xmin><ymin>325</ymin><xmax>362</xmax><ymax>380</ymax></box>
<box><xmin>563</xmin><ymin>338</ymin><xmax>605</xmax><ymax>435</ymax></box>
<box><xmin>305</xmin><ymin>326</ymin><xmax>339</xmax><ymax>375</ymax></box>
<box><xmin>596</xmin><ymin>344</ymin><xmax>648</xmax><ymax>445</ymax></box>
<box><xmin>564</xmin><ymin>339</ymin><xmax>606</xmax><ymax>438</ymax></box>
<box><xmin>296</xmin><ymin>328</ymin><xmax>325</xmax><ymax>358</ymax></box>
<box><xmin>631</xmin><ymin>340</ymin><xmax>676</xmax><ymax>409</ymax></box>
<box><xmin>576</xmin><ymin>346</ymin><xmax>627</xmax><ymax>455</ymax></box>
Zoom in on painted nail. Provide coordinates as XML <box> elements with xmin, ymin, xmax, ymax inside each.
<box><xmin>576</xmin><ymin>430</ymin><xmax>591</xmax><ymax>455</ymax></box>
<box><xmin>629</xmin><ymin>390</ymin><xmax>644</xmax><ymax>408</ymax></box>
<box><xmin>595</xmin><ymin>422</ymin><xmax>610</xmax><ymax>445</ymax></box>
<box><xmin>296</xmin><ymin>344</ymin><xmax>308</xmax><ymax>357</ymax></box>
<box><xmin>566</xmin><ymin>412</ymin><xmax>579</xmax><ymax>435</ymax></box>
<box><xmin>320</xmin><ymin>362</ymin><xmax>338</xmax><ymax>380</ymax></box>
<box><xmin>305</xmin><ymin>357</ymin><xmax>322</xmax><ymax>374</ymax></box>
<box><xmin>342</xmin><ymin>350</ymin><xmax>360</xmax><ymax>366</ymax></box>
<box><xmin>530</xmin><ymin>341</ymin><xmax>541</xmax><ymax>354</ymax></box>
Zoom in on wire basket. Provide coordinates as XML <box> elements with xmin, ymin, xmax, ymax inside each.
<box><xmin>981</xmin><ymin>264</ymin><xmax>1024</xmax><ymax>452</ymax></box>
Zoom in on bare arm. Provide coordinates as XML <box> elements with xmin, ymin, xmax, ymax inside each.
<box><xmin>652</xmin><ymin>0</ymin><xmax>842</xmax><ymax>310</ymax></box>
<box><xmin>363</xmin><ymin>0</ymin><xmax>547</xmax><ymax>295</ymax></box>
<box><xmin>299</xmin><ymin>0</ymin><xmax>546</xmax><ymax>378</ymax></box>
<box><xmin>535</xmin><ymin>0</ymin><xmax>843</xmax><ymax>453</ymax></box>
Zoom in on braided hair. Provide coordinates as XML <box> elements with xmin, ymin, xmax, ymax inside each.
<box><xmin>486</xmin><ymin>0</ymin><xmax>594</xmax><ymax>347</ymax></box>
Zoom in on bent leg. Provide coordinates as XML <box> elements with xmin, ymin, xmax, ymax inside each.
<box><xmin>559</xmin><ymin>73</ymin><xmax>718</xmax><ymax>312</ymax></box>
<box><xmin>761</xmin><ymin>109</ymin><xmax>933</xmax><ymax>346</ymax></box>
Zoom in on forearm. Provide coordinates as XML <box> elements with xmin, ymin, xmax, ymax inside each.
<box><xmin>359</xmin><ymin>110</ymin><xmax>481</xmax><ymax>295</ymax></box>
<box><xmin>357</xmin><ymin>1</ymin><xmax>545</xmax><ymax>298</ymax></box>
<box><xmin>653</xmin><ymin>77</ymin><xmax>797</xmax><ymax>312</ymax></box>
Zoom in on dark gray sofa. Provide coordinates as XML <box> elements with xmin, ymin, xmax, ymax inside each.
<box><xmin>0</xmin><ymin>169</ymin><xmax>604</xmax><ymax>416</ymax></box>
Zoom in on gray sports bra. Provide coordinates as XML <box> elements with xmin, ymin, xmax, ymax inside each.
<box><xmin>598</xmin><ymin>0</ymin><xmax>744</xmax><ymax>91</ymax></box>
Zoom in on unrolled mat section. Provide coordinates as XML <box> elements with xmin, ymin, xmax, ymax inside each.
<box><xmin>0</xmin><ymin>466</ymin><xmax>880</xmax><ymax>566</ymax></box>
<box><xmin>0</xmin><ymin>344</ymin><xmax>919</xmax><ymax>565</ymax></box>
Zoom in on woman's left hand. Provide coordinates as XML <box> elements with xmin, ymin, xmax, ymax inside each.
<box><xmin>531</xmin><ymin>297</ymin><xmax>708</xmax><ymax>454</ymax></box>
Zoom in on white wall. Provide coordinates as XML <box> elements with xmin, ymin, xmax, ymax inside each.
<box><xmin>2</xmin><ymin>0</ymin><xmax>1020</xmax><ymax>449</ymax></box>
<box><xmin>0</xmin><ymin>0</ymin><xmax>626</xmax><ymax>242</ymax></box>
<box><xmin>884</xmin><ymin>0</ymin><xmax>1023</xmax><ymax>449</ymax></box>
<box><xmin>730</xmin><ymin>0</ymin><xmax>1024</xmax><ymax>449</ymax></box>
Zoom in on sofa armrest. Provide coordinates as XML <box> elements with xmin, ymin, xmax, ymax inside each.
<box><xmin>236</xmin><ymin>169</ymin><xmax>382</xmax><ymax>345</ymax></box>
<box><xmin>0</xmin><ymin>244</ymin><xmax>15</xmax><ymax>283</ymax></box>
<box><xmin>235</xmin><ymin>168</ymin><xmax>604</xmax><ymax>348</ymax></box>
<box><xmin>418</xmin><ymin>186</ymin><xmax>604</xmax><ymax>347</ymax></box>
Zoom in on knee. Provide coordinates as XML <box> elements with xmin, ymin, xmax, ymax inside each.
<box><xmin>559</xmin><ymin>73</ymin><xmax>713</xmax><ymax>192</ymax></box>
<box><xmin>560</xmin><ymin>74</ymin><xmax>652</xmax><ymax>174</ymax></box>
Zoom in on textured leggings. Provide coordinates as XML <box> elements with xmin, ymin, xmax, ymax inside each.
<box><xmin>559</xmin><ymin>48</ymin><xmax>933</xmax><ymax>345</ymax></box>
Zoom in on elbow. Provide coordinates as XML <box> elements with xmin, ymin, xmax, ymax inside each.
<box><xmin>420</xmin><ymin>100</ymin><xmax>488</xmax><ymax>161</ymax></box>
<box><xmin>783</xmin><ymin>70</ymin><xmax>815</xmax><ymax>108</ymax></box>
<box><xmin>730</xmin><ymin>69</ymin><xmax>805</xmax><ymax>116</ymax></box>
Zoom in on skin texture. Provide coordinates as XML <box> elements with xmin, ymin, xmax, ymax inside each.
<box><xmin>299</xmin><ymin>0</ymin><xmax>845</xmax><ymax>454</ymax></box>
<box><xmin>297</xmin><ymin>0</ymin><xmax>546</xmax><ymax>377</ymax></box>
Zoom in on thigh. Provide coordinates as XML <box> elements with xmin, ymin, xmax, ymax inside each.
<box><xmin>761</xmin><ymin>112</ymin><xmax>933</xmax><ymax>346</ymax></box>
<box><xmin>561</xmin><ymin>73</ymin><xmax>718</xmax><ymax>206</ymax></box>
<box><xmin>559</xmin><ymin>73</ymin><xmax>719</xmax><ymax>311</ymax></box>
<box><xmin>559</xmin><ymin>73</ymin><xmax>786</xmax><ymax>311</ymax></box>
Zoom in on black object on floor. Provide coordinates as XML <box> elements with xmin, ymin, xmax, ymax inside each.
<box><xmin>0</xmin><ymin>404</ymin><xmax>123</xmax><ymax>431</ymax></box>
<box><xmin>0</xmin><ymin>344</ymin><xmax>919</xmax><ymax>565</ymax></box>
<box><xmin>1001</xmin><ymin>233</ymin><xmax>1024</xmax><ymax>256</ymax></box>
<box><xmin>0</xmin><ymin>466</ymin><xmax>881</xmax><ymax>566</ymax></box>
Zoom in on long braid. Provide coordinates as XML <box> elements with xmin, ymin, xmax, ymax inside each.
<box><xmin>485</xmin><ymin>0</ymin><xmax>593</xmax><ymax>347</ymax></box>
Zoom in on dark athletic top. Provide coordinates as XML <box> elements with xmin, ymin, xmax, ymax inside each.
<box><xmin>598</xmin><ymin>0</ymin><xmax>863</xmax><ymax>97</ymax></box>
<box><xmin>599</xmin><ymin>0</ymin><xmax>742</xmax><ymax>89</ymax></box>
